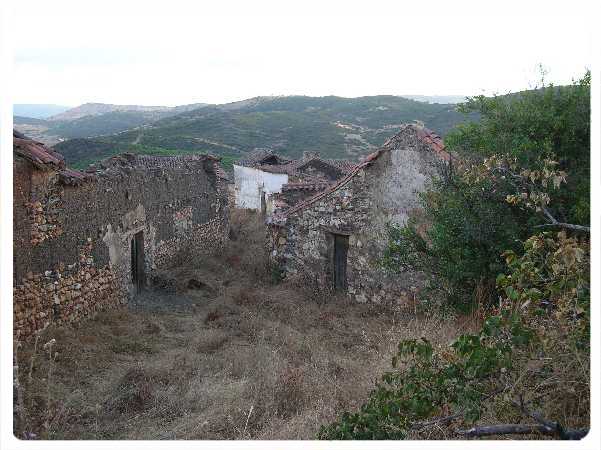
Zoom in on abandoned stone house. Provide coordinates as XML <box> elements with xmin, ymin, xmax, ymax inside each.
<box><xmin>233</xmin><ymin>149</ymin><xmax>355</xmax><ymax>215</ymax></box>
<box><xmin>13</xmin><ymin>131</ymin><xmax>229</xmax><ymax>340</ymax></box>
<box><xmin>268</xmin><ymin>124</ymin><xmax>451</xmax><ymax>305</ymax></box>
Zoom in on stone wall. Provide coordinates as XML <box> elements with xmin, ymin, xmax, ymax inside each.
<box><xmin>13</xmin><ymin>240</ymin><xmax>124</xmax><ymax>340</ymax></box>
<box><xmin>269</xmin><ymin>125</ymin><xmax>447</xmax><ymax>305</ymax></box>
<box><xmin>272</xmin><ymin>183</ymin><xmax>332</xmax><ymax>209</ymax></box>
<box><xmin>13</xmin><ymin>152</ymin><xmax>228</xmax><ymax>340</ymax></box>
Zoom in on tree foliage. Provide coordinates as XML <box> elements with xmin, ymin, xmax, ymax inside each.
<box><xmin>445</xmin><ymin>70</ymin><xmax>590</xmax><ymax>224</ymax></box>
<box><xmin>321</xmin><ymin>71</ymin><xmax>590</xmax><ymax>440</ymax></box>
<box><xmin>382</xmin><ymin>170</ymin><xmax>531</xmax><ymax>308</ymax></box>
<box><xmin>383</xmin><ymin>72</ymin><xmax>590</xmax><ymax>308</ymax></box>
<box><xmin>319</xmin><ymin>232</ymin><xmax>589</xmax><ymax>440</ymax></box>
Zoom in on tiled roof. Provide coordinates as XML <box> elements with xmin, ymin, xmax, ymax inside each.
<box><xmin>290</xmin><ymin>157</ymin><xmax>351</xmax><ymax>174</ymax></box>
<box><xmin>329</xmin><ymin>159</ymin><xmax>358</xmax><ymax>173</ymax></box>
<box><xmin>13</xmin><ymin>130</ymin><xmax>65</xmax><ymax>170</ymax></box>
<box><xmin>270</xmin><ymin>124</ymin><xmax>451</xmax><ymax>224</ymax></box>
<box><xmin>236</xmin><ymin>147</ymin><xmax>356</xmax><ymax>179</ymax></box>
<box><xmin>85</xmin><ymin>152</ymin><xmax>220</xmax><ymax>173</ymax></box>
<box><xmin>256</xmin><ymin>163</ymin><xmax>298</xmax><ymax>175</ymax></box>
<box><xmin>249</xmin><ymin>155</ymin><xmax>356</xmax><ymax>178</ymax></box>
<box><xmin>415</xmin><ymin>128</ymin><xmax>449</xmax><ymax>161</ymax></box>
<box><xmin>282</xmin><ymin>182</ymin><xmax>332</xmax><ymax>192</ymax></box>
<box><xmin>237</xmin><ymin>148</ymin><xmax>291</xmax><ymax>168</ymax></box>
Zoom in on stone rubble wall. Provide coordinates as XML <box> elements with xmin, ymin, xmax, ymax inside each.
<box><xmin>13</xmin><ymin>240</ymin><xmax>125</xmax><ymax>341</ymax></box>
<box><xmin>269</xmin><ymin>126</ymin><xmax>444</xmax><ymax>305</ymax></box>
<box><xmin>13</xmin><ymin>154</ymin><xmax>229</xmax><ymax>340</ymax></box>
<box><xmin>270</xmin><ymin>169</ymin><xmax>416</xmax><ymax>305</ymax></box>
<box><xmin>28</xmin><ymin>174</ymin><xmax>64</xmax><ymax>246</ymax></box>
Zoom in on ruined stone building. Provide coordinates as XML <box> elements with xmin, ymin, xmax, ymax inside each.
<box><xmin>13</xmin><ymin>131</ymin><xmax>229</xmax><ymax>340</ymax></box>
<box><xmin>268</xmin><ymin>124</ymin><xmax>450</xmax><ymax>305</ymax></box>
<box><xmin>233</xmin><ymin>149</ymin><xmax>355</xmax><ymax>215</ymax></box>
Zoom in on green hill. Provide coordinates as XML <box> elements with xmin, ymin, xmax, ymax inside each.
<box><xmin>53</xmin><ymin>95</ymin><xmax>476</xmax><ymax>168</ymax></box>
<box><xmin>46</xmin><ymin>111</ymin><xmax>160</xmax><ymax>139</ymax></box>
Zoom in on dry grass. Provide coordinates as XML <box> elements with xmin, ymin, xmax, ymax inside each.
<box><xmin>14</xmin><ymin>210</ymin><xmax>470</xmax><ymax>440</ymax></box>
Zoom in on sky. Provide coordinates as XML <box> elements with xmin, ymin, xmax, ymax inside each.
<box><xmin>10</xmin><ymin>0</ymin><xmax>594</xmax><ymax>107</ymax></box>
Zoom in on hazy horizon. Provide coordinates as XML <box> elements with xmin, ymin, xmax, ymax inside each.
<box><xmin>14</xmin><ymin>94</ymin><xmax>473</xmax><ymax>110</ymax></box>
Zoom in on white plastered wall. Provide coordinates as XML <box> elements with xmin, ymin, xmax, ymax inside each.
<box><xmin>233</xmin><ymin>164</ymin><xmax>288</xmax><ymax>210</ymax></box>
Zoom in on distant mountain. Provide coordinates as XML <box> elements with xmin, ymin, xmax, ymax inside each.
<box><xmin>401</xmin><ymin>95</ymin><xmax>468</xmax><ymax>104</ymax></box>
<box><xmin>13</xmin><ymin>104</ymin><xmax>71</xmax><ymax>119</ymax></box>
<box><xmin>53</xmin><ymin>95</ymin><xmax>478</xmax><ymax>168</ymax></box>
<box><xmin>47</xmin><ymin>103</ymin><xmax>170</xmax><ymax>121</ymax></box>
<box><xmin>13</xmin><ymin>102</ymin><xmax>211</xmax><ymax>144</ymax></box>
<box><xmin>47</xmin><ymin>102</ymin><xmax>209</xmax><ymax>121</ymax></box>
<box><xmin>14</xmin><ymin>115</ymin><xmax>48</xmax><ymax>125</ymax></box>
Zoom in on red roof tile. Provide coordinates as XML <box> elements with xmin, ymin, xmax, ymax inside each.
<box><xmin>238</xmin><ymin>152</ymin><xmax>356</xmax><ymax>179</ymax></box>
<box><xmin>13</xmin><ymin>130</ymin><xmax>65</xmax><ymax>170</ymax></box>
<box><xmin>270</xmin><ymin>124</ymin><xmax>451</xmax><ymax>224</ymax></box>
<box><xmin>282</xmin><ymin>182</ymin><xmax>331</xmax><ymax>191</ymax></box>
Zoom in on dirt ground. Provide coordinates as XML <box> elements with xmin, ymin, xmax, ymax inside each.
<box><xmin>14</xmin><ymin>212</ymin><xmax>474</xmax><ymax>440</ymax></box>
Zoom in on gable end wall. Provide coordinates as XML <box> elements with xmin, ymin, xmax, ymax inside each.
<box><xmin>269</xmin><ymin>127</ymin><xmax>445</xmax><ymax>305</ymax></box>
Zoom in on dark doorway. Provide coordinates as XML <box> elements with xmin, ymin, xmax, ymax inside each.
<box><xmin>131</xmin><ymin>231</ymin><xmax>145</xmax><ymax>294</ymax></box>
<box><xmin>333</xmin><ymin>234</ymin><xmax>349</xmax><ymax>291</ymax></box>
<box><xmin>260</xmin><ymin>190</ymin><xmax>267</xmax><ymax>217</ymax></box>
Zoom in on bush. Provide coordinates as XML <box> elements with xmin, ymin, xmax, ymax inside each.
<box><xmin>445</xmin><ymin>70</ymin><xmax>590</xmax><ymax>225</ymax></box>
<box><xmin>319</xmin><ymin>232</ymin><xmax>589</xmax><ymax>440</ymax></box>
<box><xmin>383</xmin><ymin>172</ymin><xmax>531</xmax><ymax>308</ymax></box>
<box><xmin>383</xmin><ymin>72</ymin><xmax>590</xmax><ymax>309</ymax></box>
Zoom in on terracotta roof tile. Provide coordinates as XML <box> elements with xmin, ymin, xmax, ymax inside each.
<box><xmin>14</xmin><ymin>130</ymin><xmax>225</xmax><ymax>186</ymax></box>
<box><xmin>282</xmin><ymin>182</ymin><xmax>331</xmax><ymax>191</ymax></box>
<box><xmin>13</xmin><ymin>130</ymin><xmax>65</xmax><ymax>170</ymax></box>
<box><xmin>237</xmin><ymin>150</ymin><xmax>356</xmax><ymax>178</ymax></box>
<box><xmin>270</xmin><ymin>124</ymin><xmax>451</xmax><ymax>225</ymax></box>
<box><xmin>237</xmin><ymin>148</ymin><xmax>292</xmax><ymax>168</ymax></box>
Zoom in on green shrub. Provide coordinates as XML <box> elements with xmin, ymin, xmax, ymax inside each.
<box><xmin>319</xmin><ymin>232</ymin><xmax>589</xmax><ymax>440</ymax></box>
<box><xmin>446</xmin><ymin>70</ymin><xmax>590</xmax><ymax>225</ymax></box>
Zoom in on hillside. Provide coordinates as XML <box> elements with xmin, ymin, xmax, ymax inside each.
<box><xmin>13</xmin><ymin>102</ymin><xmax>211</xmax><ymax>145</ymax></box>
<box><xmin>46</xmin><ymin>102</ymin><xmax>209</xmax><ymax>121</ymax></box>
<box><xmin>53</xmin><ymin>95</ymin><xmax>476</xmax><ymax>167</ymax></box>
<box><xmin>45</xmin><ymin>111</ymin><xmax>173</xmax><ymax>138</ymax></box>
<box><xmin>47</xmin><ymin>102</ymin><xmax>170</xmax><ymax>121</ymax></box>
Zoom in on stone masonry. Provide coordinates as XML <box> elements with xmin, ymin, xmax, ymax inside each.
<box><xmin>13</xmin><ymin>131</ymin><xmax>229</xmax><ymax>340</ymax></box>
<box><xmin>268</xmin><ymin>124</ymin><xmax>450</xmax><ymax>305</ymax></box>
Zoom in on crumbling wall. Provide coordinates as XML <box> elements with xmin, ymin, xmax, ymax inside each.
<box><xmin>269</xmin><ymin>126</ymin><xmax>445</xmax><ymax>305</ymax></box>
<box><xmin>13</xmin><ymin>154</ymin><xmax>228</xmax><ymax>340</ymax></box>
<box><xmin>273</xmin><ymin>183</ymin><xmax>331</xmax><ymax>209</ymax></box>
<box><xmin>292</xmin><ymin>159</ymin><xmax>343</xmax><ymax>182</ymax></box>
<box><xmin>13</xmin><ymin>239</ymin><xmax>124</xmax><ymax>340</ymax></box>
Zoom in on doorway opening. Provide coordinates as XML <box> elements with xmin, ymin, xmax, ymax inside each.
<box><xmin>131</xmin><ymin>231</ymin><xmax>145</xmax><ymax>294</ymax></box>
<box><xmin>332</xmin><ymin>233</ymin><xmax>349</xmax><ymax>291</ymax></box>
<box><xmin>260</xmin><ymin>190</ymin><xmax>267</xmax><ymax>217</ymax></box>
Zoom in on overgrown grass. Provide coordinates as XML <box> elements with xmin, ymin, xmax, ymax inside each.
<box><xmin>13</xmin><ymin>210</ymin><xmax>471</xmax><ymax>440</ymax></box>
